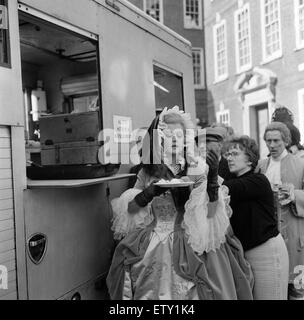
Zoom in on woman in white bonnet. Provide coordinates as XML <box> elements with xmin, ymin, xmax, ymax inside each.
<box><xmin>106</xmin><ymin>107</ymin><xmax>254</xmax><ymax>300</ymax></box>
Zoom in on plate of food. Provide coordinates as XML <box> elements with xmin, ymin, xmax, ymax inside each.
<box><xmin>154</xmin><ymin>178</ymin><xmax>194</xmax><ymax>188</ymax></box>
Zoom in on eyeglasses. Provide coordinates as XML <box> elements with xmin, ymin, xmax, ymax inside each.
<box><xmin>224</xmin><ymin>151</ymin><xmax>242</xmax><ymax>159</ymax></box>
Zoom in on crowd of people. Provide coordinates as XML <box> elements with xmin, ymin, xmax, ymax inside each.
<box><xmin>106</xmin><ymin>105</ymin><xmax>304</xmax><ymax>300</ymax></box>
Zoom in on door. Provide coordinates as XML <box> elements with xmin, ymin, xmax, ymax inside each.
<box><xmin>0</xmin><ymin>126</ymin><xmax>17</xmax><ymax>300</ymax></box>
<box><xmin>250</xmin><ymin>103</ymin><xmax>269</xmax><ymax>159</ymax></box>
<box><xmin>24</xmin><ymin>184</ymin><xmax>113</xmax><ymax>300</ymax></box>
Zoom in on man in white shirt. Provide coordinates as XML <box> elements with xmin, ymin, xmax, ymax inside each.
<box><xmin>256</xmin><ymin>122</ymin><xmax>304</xmax><ymax>300</ymax></box>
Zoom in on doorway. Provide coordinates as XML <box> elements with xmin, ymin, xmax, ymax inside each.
<box><xmin>249</xmin><ymin>103</ymin><xmax>269</xmax><ymax>159</ymax></box>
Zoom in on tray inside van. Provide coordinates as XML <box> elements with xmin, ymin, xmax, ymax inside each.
<box><xmin>26</xmin><ymin>163</ymin><xmax>120</xmax><ymax>180</ymax></box>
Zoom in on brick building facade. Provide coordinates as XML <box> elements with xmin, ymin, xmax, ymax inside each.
<box><xmin>204</xmin><ymin>0</ymin><xmax>304</xmax><ymax>158</ymax></box>
<box><xmin>127</xmin><ymin>0</ymin><xmax>209</xmax><ymax>127</ymax></box>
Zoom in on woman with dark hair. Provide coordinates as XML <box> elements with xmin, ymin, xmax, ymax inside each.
<box><xmin>286</xmin><ymin>123</ymin><xmax>304</xmax><ymax>159</ymax></box>
<box><xmin>271</xmin><ymin>104</ymin><xmax>294</xmax><ymax>125</ymax></box>
<box><xmin>106</xmin><ymin>107</ymin><xmax>254</xmax><ymax>300</ymax></box>
<box><xmin>223</xmin><ymin>136</ymin><xmax>289</xmax><ymax>300</ymax></box>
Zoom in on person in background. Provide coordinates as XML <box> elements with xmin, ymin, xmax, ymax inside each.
<box><xmin>211</xmin><ymin>122</ymin><xmax>235</xmax><ymax>140</ymax></box>
<box><xmin>223</xmin><ymin>136</ymin><xmax>289</xmax><ymax>300</ymax></box>
<box><xmin>270</xmin><ymin>104</ymin><xmax>304</xmax><ymax>159</ymax></box>
<box><xmin>256</xmin><ymin>122</ymin><xmax>304</xmax><ymax>300</ymax></box>
<box><xmin>271</xmin><ymin>104</ymin><xmax>294</xmax><ymax>125</ymax></box>
<box><xmin>285</xmin><ymin>123</ymin><xmax>304</xmax><ymax>160</ymax></box>
<box><xmin>197</xmin><ymin>127</ymin><xmax>235</xmax><ymax>181</ymax></box>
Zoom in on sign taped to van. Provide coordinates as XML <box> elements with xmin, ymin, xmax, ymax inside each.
<box><xmin>0</xmin><ymin>5</ymin><xmax>8</xmax><ymax>30</ymax></box>
<box><xmin>113</xmin><ymin>115</ymin><xmax>132</xmax><ymax>143</ymax></box>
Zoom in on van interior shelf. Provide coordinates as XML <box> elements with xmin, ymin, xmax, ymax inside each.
<box><xmin>27</xmin><ymin>173</ymin><xmax>135</xmax><ymax>189</ymax></box>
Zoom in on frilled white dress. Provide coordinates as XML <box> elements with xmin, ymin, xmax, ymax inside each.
<box><xmin>107</xmin><ymin>161</ymin><xmax>254</xmax><ymax>300</ymax></box>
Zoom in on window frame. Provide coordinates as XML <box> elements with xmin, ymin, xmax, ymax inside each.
<box><xmin>143</xmin><ymin>0</ymin><xmax>164</xmax><ymax>24</ymax></box>
<box><xmin>260</xmin><ymin>0</ymin><xmax>283</xmax><ymax>64</ymax></box>
<box><xmin>213</xmin><ymin>19</ymin><xmax>228</xmax><ymax>83</ymax></box>
<box><xmin>216</xmin><ymin>109</ymin><xmax>230</xmax><ymax>126</ymax></box>
<box><xmin>234</xmin><ymin>2</ymin><xmax>252</xmax><ymax>74</ymax></box>
<box><xmin>183</xmin><ymin>0</ymin><xmax>203</xmax><ymax>30</ymax></box>
<box><xmin>153</xmin><ymin>62</ymin><xmax>185</xmax><ymax>112</ymax></box>
<box><xmin>192</xmin><ymin>47</ymin><xmax>204</xmax><ymax>89</ymax></box>
<box><xmin>294</xmin><ymin>0</ymin><xmax>304</xmax><ymax>50</ymax></box>
<box><xmin>0</xmin><ymin>0</ymin><xmax>11</xmax><ymax>68</ymax></box>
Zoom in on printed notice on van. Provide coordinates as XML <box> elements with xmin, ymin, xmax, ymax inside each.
<box><xmin>113</xmin><ymin>115</ymin><xmax>132</xmax><ymax>143</ymax></box>
<box><xmin>0</xmin><ymin>5</ymin><xmax>8</xmax><ymax>30</ymax></box>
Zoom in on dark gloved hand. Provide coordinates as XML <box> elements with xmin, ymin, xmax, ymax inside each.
<box><xmin>206</xmin><ymin>149</ymin><xmax>219</xmax><ymax>179</ymax></box>
<box><xmin>206</xmin><ymin>149</ymin><xmax>220</xmax><ymax>202</ymax></box>
<box><xmin>134</xmin><ymin>182</ymin><xmax>169</xmax><ymax>207</ymax></box>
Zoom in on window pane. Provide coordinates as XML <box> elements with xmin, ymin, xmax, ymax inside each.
<box><xmin>145</xmin><ymin>0</ymin><xmax>162</xmax><ymax>22</ymax></box>
<box><xmin>153</xmin><ymin>65</ymin><xmax>184</xmax><ymax>113</ymax></box>
<box><xmin>185</xmin><ymin>0</ymin><xmax>201</xmax><ymax>28</ymax></box>
<box><xmin>192</xmin><ymin>49</ymin><xmax>202</xmax><ymax>86</ymax></box>
<box><xmin>236</xmin><ymin>5</ymin><xmax>251</xmax><ymax>70</ymax></box>
<box><xmin>215</xmin><ymin>22</ymin><xmax>227</xmax><ymax>78</ymax></box>
<box><xmin>298</xmin><ymin>0</ymin><xmax>304</xmax><ymax>45</ymax></box>
<box><xmin>0</xmin><ymin>0</ymin><xmax>9</xmax><ymax>66</ymax></box>
<box><xmin>217</xmin><ymin>110</ymin><xmax>230</xmax><ymax>126</ymax></box>
<box><xmin>263</xmin><ymin>0</ymin><xmax>281</xmax><ymax>58</ymax></box>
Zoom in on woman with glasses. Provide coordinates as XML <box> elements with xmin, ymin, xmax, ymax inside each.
<box><xmin>222</xmin><ymin>136</ymin><xmax>289</xmax><ymax>300</ymax></box>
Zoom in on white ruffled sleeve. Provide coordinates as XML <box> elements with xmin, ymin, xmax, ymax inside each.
<box><xmin>111</xmin><ymin>188</ymin><xmax>154</xmax><ymax>240</ymax></box>
<box><xmin>182</xmin><ymin>171</ymin><xmax>232</xmax><ymax>255</ymax></box>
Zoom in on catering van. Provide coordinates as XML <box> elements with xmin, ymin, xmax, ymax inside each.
<box><xmin>0</xmin><ymin>0</ymin><xmax>195</xmax><ymax>299</ymax></box>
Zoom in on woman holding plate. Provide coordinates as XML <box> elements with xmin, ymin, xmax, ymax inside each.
<box><xmin>106</xmin><ymin>107</ymin><xmax>254</xmax><ymax>300</ymax></box>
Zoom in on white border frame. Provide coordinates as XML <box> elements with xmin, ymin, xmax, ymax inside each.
<box><xmin>213</xmin><ymin>19</ymin><xmax>228</xmax><ymax>83</ymax></box>
<box><xmin>143</xmin><ymin>0</ymin><xmax>164</xmax><ymax>24</ymax></box>
<box><xmin>183</xmin><ymin>0</ymin><xmax>203</xmax><ymax>30</ymax></box>
<box><xmin>294</xmin><ymin>0</ymin><xmax>304</xmax><ymax>50</ymax></box>
<box><xmin>153</xmin><ymin>60</ymin><xmax>183</xmax><ymax>77</ymax></box>
<box><xmin>260</xmin><ymin>0</ymin><xmax>283</xmax><ymax>64</ymax></box>
<box><xmin>234</xmin><ymin>2</ymin><xmax>252</xmax><ymax>74</ymax></box>
<box><xmin>192</xmin><ymin>47</ymin><xmax>204</xmax><ymax>89</ymax></box>
<box><xmin>298</xmin><ymin>88</ymin><xmax>304</xmax><ymax>143</ymax></box>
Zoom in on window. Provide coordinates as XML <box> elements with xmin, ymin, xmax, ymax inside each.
<box><xmin>143</xmin><ymin>0</ymin><xmax>163</xmax><ymax>24</ymax></box>
<box><xmin>216</xmin><ymin>109</ymin><xmax>230</xmax><ymax>126</ymax></box>
<box><xmin>261</xmin><ymin>0</ymin><xmax>282</xmax><ymax>63</ymax></box>
<box><xmin>192</xmin><ymin>48</ymin><xmax>204</xmax><ymax>88</ymax></box>
<box><xmin>0</xmin><ymin>0</ymin><xmax>10</xmax><ymax>67</ymax></box>
<box><xmin>213</xmin><ymin>20</ymin><xmax>228</xmax><ymax>82</ymax></box>
<box><xmin>20</xmin><ymin>11</ymin><xmax>101</xmax><ymax>173</ymax></box>
<box><xmin>183</xmin><ymin>0</ymin><xmax>202</xmax><ymax>29</ymax></box>
<box><xmin>298</xmin><ymin>89</ymin><xmax>304</xmax><ymax>142</ymax></box>
<box><xmin>234</xmin><ymin>3</ymin><xmax>252</xmax><ymax>73</ymax></box>
<box><xmin>153</xmin><ymin>64</ymin><xmax>184</xmax><ymax>114</ymax></box>
<box><xmin>295</xmin><ymin>0</ymin><xmax>304</xmax><ymax>49</ymax></box>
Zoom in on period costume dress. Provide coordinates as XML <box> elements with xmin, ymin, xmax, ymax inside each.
<box><xmin>107</xmin><ymin>164</ymin><xmax>254</xmax><ymax>300</ymax></box>
<box><xmin>106</xmin><ymin>108</ymin><xmax>254</xmax><ymax>300</ymax></box>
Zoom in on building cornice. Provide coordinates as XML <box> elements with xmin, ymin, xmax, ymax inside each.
<box><xmin>205</xmin><ymin>0</ymin><xmax>238</xmax><ymax>26</ymax></box>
